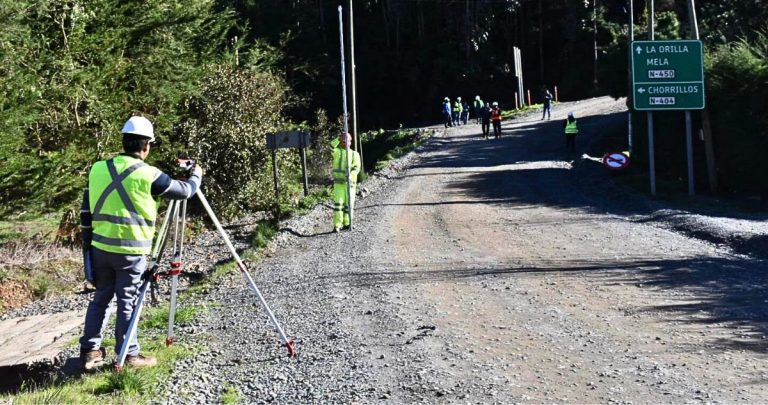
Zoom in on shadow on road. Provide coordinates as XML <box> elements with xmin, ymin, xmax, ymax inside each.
<box><xmin>313</xmin><ymin>255</ymin><xmax>768</xmax><ymax>354</ymax></box>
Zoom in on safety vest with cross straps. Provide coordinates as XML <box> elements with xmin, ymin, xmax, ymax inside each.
<box><xmin>88</xmin><ymin>155</ymin><xmax>161</xmax><ymax>255</ymax></box>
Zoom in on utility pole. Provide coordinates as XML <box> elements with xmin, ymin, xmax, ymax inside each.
<box><xmin>627</xmin><ymin>0</ymin><xmax>634</xmax><ymax>155</ymax></box>
<box><xmin>687</xmin><ymin>0</ymin><xmax>717</xmax><ymax>194</ymax></box>
<box><xmin>348</xmin><ymin>0</ymin><xmax>365</xmax><ymax>176</ymax></box>
<box><xmin>646</xmin><ymin>0</ymin><xmax>657</xmax><ymax>196</ymax></box>
<box><xmin>593</xmin><ymin>0</ymin><xmax>598</xmax><ymax>87</ymax></box>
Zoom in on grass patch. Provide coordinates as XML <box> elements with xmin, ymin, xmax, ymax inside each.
<box><xmin>221</xmin><ymin>385</ymin><xmax>240</xmax><ymax>404</ymax></box>
<box><xmin>140</xmin><ymin>303</ymin><xmax>201</xmax><ymax>330</ymax></box>
<box><xmin>361</xmin><ymin>128</ymin><xmax>431</xmax><ymax>173</ymax></box>
<box><xmin>251</xmin><ymin>221</ymin><xmax>278</xmax><ymax>249</ymax></box>
<box><xmin>7</xmin><ymin>336</ymin><xmax>194</xmax><ymax>404</ymax></box>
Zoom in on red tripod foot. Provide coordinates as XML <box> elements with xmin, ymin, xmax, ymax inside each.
<box><xmin>165</xmin><ymin>337</ymin><xmax>175</xmax><ymax>346</ymax></box>
<box><xmin>285</xmin><ymin>340</ymin><xmax>297</xmax><ymax>358</ymax></box>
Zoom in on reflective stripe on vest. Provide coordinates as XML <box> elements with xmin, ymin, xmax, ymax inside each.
<box><xmin>89</xmin><ymin>156</ymin><xmax>160</xmax><ymax>255</ymax></box>
<box><xmin>565</xmin><ymin>120</ymin><xmax>579</xmax><ymax>134</ymax></box>
<box><xmin>453</xmin><ymin>102</ymin><xmax>462</xmax><ymax>112</ymax></box>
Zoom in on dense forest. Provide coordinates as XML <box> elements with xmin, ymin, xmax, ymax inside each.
<box><xmin>1</xmin><ymin>0</ymin><xmax>766</xmax><ymax>218</ymax></box>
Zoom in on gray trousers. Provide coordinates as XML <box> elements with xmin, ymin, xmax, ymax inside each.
<box><xmin>80</xmin><ymin>247</ymin><xmax>146</xmax><ymax>356</ymax></box>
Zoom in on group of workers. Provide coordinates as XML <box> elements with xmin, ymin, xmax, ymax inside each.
<box><xmin>440</xmin><ymin>90</ymin><xmax>578</xmax><ymax>148</ymax></box>
<box><xmin>442</xmin><ymin>96</ymin><xmax>503</xmax><ymax>139</ymax></box>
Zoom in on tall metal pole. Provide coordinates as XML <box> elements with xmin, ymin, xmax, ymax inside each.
<box><xmin>627</xmin><ymin>0</ymin><xmax>634</xmax><ymax>155</ymax></box>
<box><xmin>647</xmin><ymin>0</ymin><xmax>656</xmax><ymax>196</ymax></box>
<box><xmin>593</xmin><ymin>0</ymin><xmax>598</xmax><ymax>86</ymax></box>
<box><xmin>338</xmin><ymin>6</ymin><xmax>353</xmax><ymax>229</ymax></box>
<box><xmin>349</xmin><ymin>0</ymin><xmax>365</xmax><ymax>176</ymax></box>
<box><xmin>685</xmin><ymin>0</ymin><xmax>701</xmax><ymax>196</ymax></box>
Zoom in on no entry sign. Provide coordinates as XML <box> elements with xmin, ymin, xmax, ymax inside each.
<box><xmin>603</xmin><ymin>152</ymin><xmax>630</xmax><ymax>170</ymax></box>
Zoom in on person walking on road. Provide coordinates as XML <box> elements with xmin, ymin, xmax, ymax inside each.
<box><xmin>442</xmin><ymin>97</ymin><xmax>452</xmax><ymax>128</ymax></box>
<box><xmin>331</xmin><ymin>132</ymin><xmax>361</xmax><ymax>232</ymax></box>
<box><xmin>564</xmin><ymin>112</ymin><xmax>579</xmax><ymax>152</ymax></box>
<box><xmin>461</xmin><ymin>100</ymin><xmax>470</xmax><ymax>125</ymax></box>
<box><xmin>480</xmin><ymin>102</ymin><xmax>491</xmax><ymax>139</ymax></box>
<box><xmin>491</xmin><ymin>102</ymin><xmax>502</xmax><ymax>139</ymax></box>
<box><xmin>452</xmin><ymin>97</ymin><xmax>463</xmax><ymax>126</ymax></box>
<box><xmin>79</xmin><ymin>115</ymin><xmax>204</xmax><ymax>371</ymax></box>
<box><xmin>542</xmin><ymin>88</ymin><xmax>553</xmax><ymax>120</ymax></box>
<box><xmin>474</xmin><ymin>95</ymin><xmax>484</xmax><ymax>124</ymax></box>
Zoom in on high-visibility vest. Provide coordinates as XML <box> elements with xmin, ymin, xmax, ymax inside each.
<box><xmin>453</xmin><ymin>101</ymin><xmax>463</xmax><ymax>113</ymax></box>
<box><xmin>491</xmin><ymin>108</ymin><xmax>501</xmax><ymax>121</ymax></box>
<box><xmin>565</xmin><ymin>120</ymin><xmax>579</xmax><ymax>134</ymax></box>
<box><xmin>88</xmin><ymin>155</ymin><xmax>161</xmax><ymax>255</ymax></box>
<box><xmin>332</xmin><ymin>147</ymin><xmax>361</xmax><ymax>186</ymax></box>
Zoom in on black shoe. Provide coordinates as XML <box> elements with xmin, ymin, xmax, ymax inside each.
<box><xmin>341</xmin><ymin>225</ymin><xmax>351</xmax><ymax>231</ymax></box>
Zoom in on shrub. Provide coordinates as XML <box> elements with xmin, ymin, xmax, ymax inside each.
<box><xmin>176</xmin><ymin>65</ymin><xmax>296</xmax><ymax>218</ymax></box>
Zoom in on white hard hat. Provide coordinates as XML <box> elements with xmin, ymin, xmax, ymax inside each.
<box><xmin>444</xmin><ymin>97</ymin><xmax>449</xmax><ymax>101</ymax></box>
<box><xmin>121</xmin><ymin>116</ymin><xmax>155</xmax><ymax>141</ymax></box>
<box><xmin>568</xmin><ymin>112</ymin><xmax>575</xmax><ymax>118</ymax></box>
<box><xmin>492</xmin><ymin>101</ymin><xmax>498</xmax><ymax>106</ymax></box>
<box><xmin>457</xmin><ymin>96</ymin><xmax>462</xmax><ymax>101</ymax></box>
<box><xmin>475</xmin><ymin>95</ymin><xmax>480</xmax><ymax>100</ymax></box>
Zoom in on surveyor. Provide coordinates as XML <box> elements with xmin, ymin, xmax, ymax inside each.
<box><xmin>442</xmin><ymin>97</ymin><xmax>452</xmax><ymax>128</ymax></box>
<box><xmin>331</xmin><ymin>132</ymin><xmax>361</xmax><ymax>232</ymax></box>
<box><xmin>564</xmin><ymin>111</ymin><xmax>579</xmax><ymax>152</ymax></box>
<box><xmin>480</xmin><ymin>102</ymin><xmax>491</xmax><ymax>139</ymax></box>
<box><xmin>473</xmin><ymin>95</ymin><xmax>484</xmax><ymax>124</ymax></box>
<box><xmin>79</xmin><ymin>115</ymin><xmax>203</xmax><ymax>371</ymax></box>
<box><xmin>491</xmin><ymin>102</ymin><xmax>502</xmax><ymax>139</ymax></box>
<box><xmin>461</xmin><ymin>99</ymin><xmax>470</xmax><ymax>125</ymax></box>
<box><xmin>452</xmin><ymin>97</ymin><xmax>463</xmax><ymax>126</ymax></box>
<box><xmin>542</xmin><ymin>88</ymin><xmax>553</xmax><ymax>120</ymax></box>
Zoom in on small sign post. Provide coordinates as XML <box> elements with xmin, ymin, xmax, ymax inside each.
<box><xmin>266</xmin><ymin>131</ymin><xmax>312</xmax><ymax>206</ymax></box>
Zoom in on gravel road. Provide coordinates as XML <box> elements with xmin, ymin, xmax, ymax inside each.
<box><xmin>5</xmin><ymin>97</ymin><xmax>767</xmax><ymax>403</ymax></box>
<box><xmin>155</xmin><ymin>96</ymin><xmax>768</xmax><ymax>403</ymax></box>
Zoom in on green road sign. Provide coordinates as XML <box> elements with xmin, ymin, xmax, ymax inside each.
<box><xmin>631</xmin><ymin>40</ymin><xmax>705</xmax><ymax>111</ymax></box>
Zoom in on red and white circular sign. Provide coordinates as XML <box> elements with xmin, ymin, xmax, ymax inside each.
<box><xmin>602</xmin><ymin>152</ymin><xmax>630</xmax><ymax>170</ymax></box>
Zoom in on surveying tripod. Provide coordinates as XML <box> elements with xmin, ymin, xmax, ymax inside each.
<box><xmin>115</xmin><ymin>163</ymin><xmax>296</xmax><ymax>370</ymax></box>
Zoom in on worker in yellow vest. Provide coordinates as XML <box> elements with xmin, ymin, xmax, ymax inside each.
<box><xmin>564</xmin><ymin>112</ymin><xmax>579</xmax><ymax>152</ymax></box>
<box><xmin>331</xmin><ymin>132</ymin><xmax>361</xmax><ymax>232</ymax></box>
<box><xmin>79</xmin><ymin>115</ymin><xmax>203</xmax><ymax>371</ymax></box>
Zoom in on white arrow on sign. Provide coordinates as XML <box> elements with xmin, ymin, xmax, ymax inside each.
<box><xmin>637</xmin><ymin>88</ymin><xmax>646</xmax><ymax>94</ymax></box>
<box><xmin>635</xmin><ymin>46</ymin><xmax>643</xmax><ymax>54</ymax></box>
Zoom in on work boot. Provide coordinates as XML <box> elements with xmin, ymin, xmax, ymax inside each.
<box><xmin>341</xmin><ymin>225</ymin><xmax>351</xmax><ymax>231</ymax></box>
<box><xmin>81</xmin><ymin>348</ymin><xmax>107</xmax><ymax>372</ymax></box>
<box><xmin>125</xmin><ymin>354</ymin><xmax>157</xmax><ymax>368</ymax></box>
<box><xmin>333</xmin><ymin>226</ymin><xmax>341</xmax><ymax>233</ymax></box>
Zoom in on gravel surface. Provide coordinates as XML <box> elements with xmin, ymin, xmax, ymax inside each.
<box><xmin>6</xmin><ymin>96</ymin><xmax>768</xmax><ymax>403</ymax></box>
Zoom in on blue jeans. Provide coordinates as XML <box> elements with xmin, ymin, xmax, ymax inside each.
<box><xmin>80</xmin><ymin>248</ymin><xmax>146</xmax><ymax>356</ymax></box>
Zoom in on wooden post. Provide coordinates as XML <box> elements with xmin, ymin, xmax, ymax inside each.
<box><xmin>271</xmin><ymin>149</ymin><xmax>280</xmax><ymax>212</ymax></box>
<box><xmin>514</xmin><ymin>92</ymin><xmax>519</xmax><ymax>110</ymax></box>
<box><xmin>701</xmin><ymin>110</ymin><xmax>718</xmax><ymax>193</ymax></box>
<box><xmin>527</xmin><ymin>90</ymin><xmax>532</xmax><ymax>107</ymax></box>
<box><xmin>299</xmin><ymin>146</ymin><xmax>309</xmax><ymax>197</ymax></box>
<box><xmin>554</xmin><ymin>86</ymin><xmax>559</xmax><ymax>102</ymax></box>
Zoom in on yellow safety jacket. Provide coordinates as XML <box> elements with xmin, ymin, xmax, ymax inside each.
<box><xmin>453</xmin><ymin>101</ymin><xmax>463</xmax><ymax>113</ymax></box>
<box><xmin>565</xmin><ymin>120</ymin><xmax>579</xmax><ymax>134</ymax></box>
<box><xmin>88</xmin><ymin>155</ymin><xmax>161</xmax><ymax>255</ymax></box>
<box><xmin>332</xmin><ymin>146</ymin><xmax>361</xmax><ymax>187</ymax></box>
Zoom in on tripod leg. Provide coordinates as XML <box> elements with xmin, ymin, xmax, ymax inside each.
<box><xmin>196</xmin><ymin>190</ymin><xmax>297</xmax><ymax>358</ymax></box>
<box><xmin>166</xmin><ymin>199</ymin><xmax>186</xmax><ymax>346</ymax></box>
<box><xmin>115</xmin><ymin>278</ymin><xmax>151</xmax><ymax>370</ymax></box>
<box><xmin>150</xmin><ymin>201</ymin><xmax>176</xmax><ymax>304</ymax></box>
